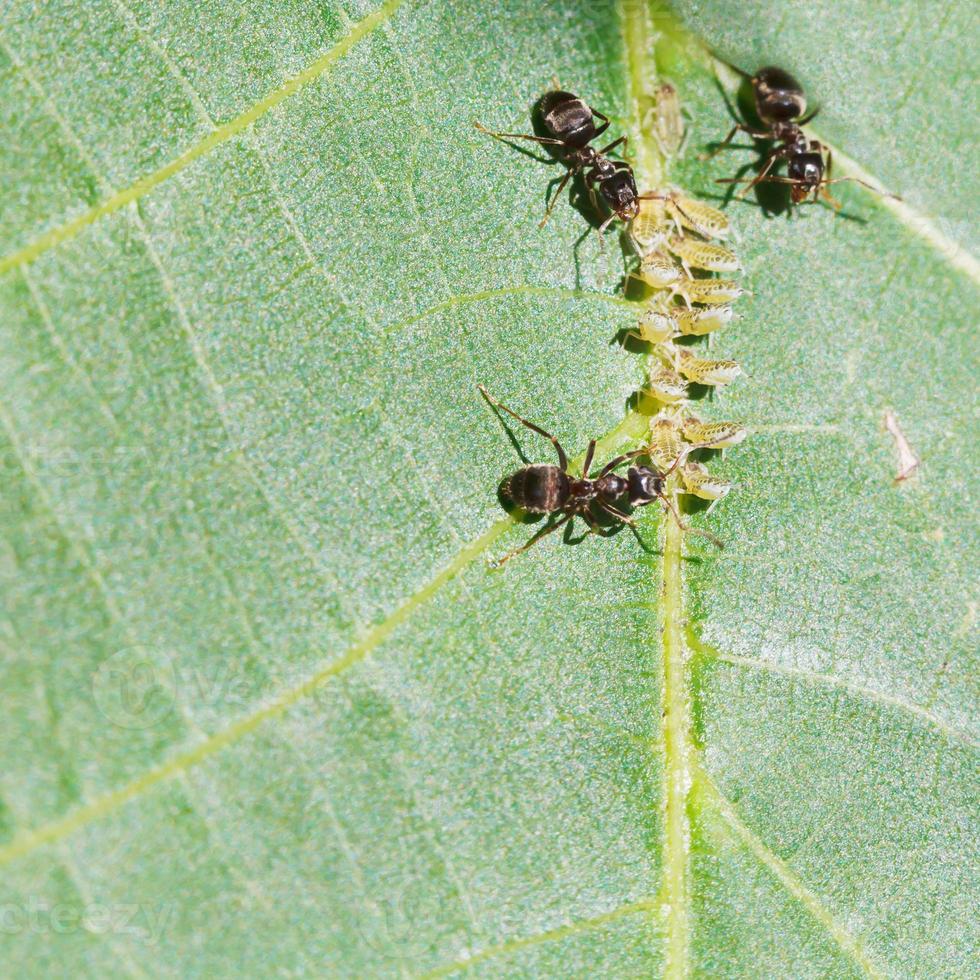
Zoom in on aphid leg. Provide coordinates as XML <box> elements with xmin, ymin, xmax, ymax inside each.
<box><xmin>581</xmin><ymin>439</ymin><xmax>597</xmax><ymax>478</ymax></box>
<box><xmin>539</xmin><ymin>169</ymin><xmax>574</xmax><ymax>229</ymax></box>
<box><xmin>478</xmin><ymin>385</ymin><xmax>569</xmax><ymax>471</ymax></box>
<box><xmin>490</xmin><ymin>513</ymin><xmax>574</xmax><ymax>568</ymax></box>
<box><xmin>474</xmin><ymin>122</ymin><xmax>566</xmax><ymax>148</ymax></box>
<box><xmin>660</xmin><ymin>194</ymin><xmax>711</xmax><ymax>239</ymax></box>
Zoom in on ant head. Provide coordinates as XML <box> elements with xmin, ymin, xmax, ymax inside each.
<box><xmin>596</xmin><ymin>473</ymin><xmax>628</xmax><ymax>500</ymax></box>
<box><xmin>787</xmin><ymin>150</ymin><xmax>824</xmax><ymax>200</ymax></box>
<box><xmin>599</xmin><ymin>169</ymin><xmax>640</xmax><ymax>220</ymax></box>
<box><xmin>627</xmin><ymin>465</ymin><xmax>665</xmax><ymax>506</ymax></box>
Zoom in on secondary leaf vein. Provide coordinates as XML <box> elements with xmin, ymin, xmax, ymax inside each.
<box><xmin>0</xmin><ymin>0</ymin><xmax>408</xmax><ymax>274</ymax></box>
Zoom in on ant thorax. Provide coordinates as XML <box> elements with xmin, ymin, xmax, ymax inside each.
<box><xmin>772</xmin><ymin>121</ymin><xmax>804</xmax><ymax>144</ymax></box>
<box><xmin>572</xmin><ymin>145</ymin><xmax>600</xmax><ymax>168</ymax></box>
<box><xmin>589</xmin><ymin>153</ymin><xmax>617</xmax><ymax>177</ymax></box>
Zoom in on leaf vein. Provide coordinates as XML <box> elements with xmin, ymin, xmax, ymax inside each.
<box><xmin>688</xmin><ymin>633</ymin><xmax>977</xmax><ymax>748</ymax></box>
<box><xmin>416</xmin><ymin>897</ymin><xmax>658</xmax><ymax>978</ymax></box>
<box><xmin>693</xmin><ymin>766</ymin><xmax>886</xmax><ymax>979</ymax></box>
<box><xmin>0</xmin><ymin>0</ymin><xmax>408</xmax><ymax>274</ymax></box>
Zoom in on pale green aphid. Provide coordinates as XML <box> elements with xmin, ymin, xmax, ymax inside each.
<box><xmin>675</xmin><ymin>278</ymin><xmax>748</xmax><ymax>306</ymax></box>
<box><xmin>673</xmin><ymin>304</ymin><xmax>735</xmax><ymax>336</ymax></box>
<box><xmin>680</xmin><ymin>461</ymin><xmax>733</xmax><ymax>512</ymax></box>
<box><xmin>635</xmin><ymin>252</ymin><xmax>684</xmax><ymax>288</ymax></box>
<box><xmin>669</xmin><ymin>236</ymin><xmax>741</xmax><ymax>275</ymax></box>
<box><xmin>645</xmin><ymin>366</ymin><xmax>688</xmax><ymax>403</ymax></box>
<box><xmin>666</xmin><ymin>188</ymin><xmax>731</xmax><ymax>239</ymax></box>
<box><xmin>681</xmin><ymin>415</ymin><xmax>748</xmax><ymax>448</ymax></box>
<box><xmin>633</xmin><ymin>306</ymin><xmax>677</xmax><ymax>344</ymax></box>
<box><xmin>675</xmin><ymin>347</ymin><xmax>743</xmax><ymax>387</ymax></box>
<box><xmin>648</xmin><ymin>412</ymin><xmax>685</xmax><ymax>468</ymax></box>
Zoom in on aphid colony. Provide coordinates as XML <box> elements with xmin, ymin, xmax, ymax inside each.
<box><xmin>476</xmin><ymin>84</ymin><xmax>749</xmax><ymax>565</ymax></box>
<box><xmin>627</xmin><ymin>184</ymin><xmax>747</xmax><ymax>517</ymax></box>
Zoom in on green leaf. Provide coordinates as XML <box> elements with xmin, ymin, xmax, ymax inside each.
<box><xmin>0</xmin><ymin>0</ymin><xmax>975</xmax><ymax>977</ymax></box>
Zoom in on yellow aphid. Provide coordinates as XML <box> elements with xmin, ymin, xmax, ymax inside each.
<box><xmin>675</xmin><ymin>347</ymin><xmax>743</xmax><ymax>387</ymax></box>
<box><xmin>681</xmin><ymin>461</ymin><xmax>734</xmax><ymax>504</ymax></box>
<box><xmin>669</xmin><ymin>237</ymin><xmax>741</xmax><ymax>274</ymax></box>
<box><xmin>648</xmin><ymin>412</ymin><xmax>685</xmax><ymax>468</ymax></box>
<box><xmin>635</xmin><ymin>253</ymin><xmax>684</xmax><ymax>288</ymax></box>
<box><xmin>645</xmin><ymin>366</ymin><xmax>688</xmax><ymax>403</ymax></box>
<box><xmin>634</xmin><ymin>307</ymin><xmax>677</xmax><ymax>344</ymax></box>
<box><xmin>673</xmin><ymin>304</ymin><xmax>735</xmax><ymax>336</ymax></box>
<box><xmin>665</xmin><ymin>190</ymin><xmax>731</xmax><ymax>239</ymax></box>
<box><xmin>653</xmin><ymin>83</ymin><xmax>685</xmax><ymax>158</ymax></box>
<box><xmin>681</xmin><ymin>415</ymin><xmax>748</xmax><ymax>449</ymax></box>
<box><xmin>631</xmin><ymin>197</ymin><xmax>670</xmax><ymax>252</ymax></box>
<box><xmin>676</xmin><ymin>278</ymin><xmax>748</xmax><ymax>306</ymax></box>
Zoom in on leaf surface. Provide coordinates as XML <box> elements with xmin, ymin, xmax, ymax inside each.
<box><xmin>0</xmin><ymin>1</ymin><xmax>976</xmax><ymax>976</ymax></box>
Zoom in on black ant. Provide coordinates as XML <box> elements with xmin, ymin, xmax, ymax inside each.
<box><xmin>479</xmin><ymin>385</ymin><xmax>723</xmax><ymax>566</ymax></box>
<box><xmin>475</xmin><ymin>91</ymin><xmax>663</xmax><ymax>233</ymax></box>
<box><xmin>708</xmin><ymin>66</ymin><xmax>894</xmax><ymax>207</ymax></box>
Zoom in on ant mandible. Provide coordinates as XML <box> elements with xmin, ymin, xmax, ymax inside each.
<box><xmin>708</xmin><ymin>66</ymin><xmax>894</xmax><ymax>207</ymax></box>
<box><xmin>475</xmin><ymin>91</ymin><xmax>662</xmax><ymax>233</ymax></box>
<box><xmin>478</xmin><ymin>385</ymin><xmax>722</xmax><ymax>566</ymax></box>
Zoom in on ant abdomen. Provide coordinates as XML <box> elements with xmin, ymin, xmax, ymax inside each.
<box><xmin>538</xmin><ymin>91</ymin><xmax>596</xmax><ymax>148</ymax></box>
<box><xmin>504</xmin><ymin>464</ymin><xmax>569</xmax><ymax>513</ymax></box>
<box><xmin>753</xmin><ymin>66</ymin><xmax>807</xmax><ymax>123</ymax></box>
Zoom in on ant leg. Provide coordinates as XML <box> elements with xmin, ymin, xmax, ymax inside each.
<box><xmin>579</xmin><ymin>509</ymin><xmax>613</xmax><ymax>538</ymax></box>
<box><xmin>582</xmin><ymin>439</ymin><xmax>597</xmax><ymax>478</ymax></box>
<box><xmin>597</xmin><ymin>448</ymin><xmax>647</xmax><ymax>478</ymax></box>
<box><xmin>491</xmin><ymin>513</ymin><xmax>573</xmax><ymax>568</ymax></box>
<box><xmin>478</xmin><ymin>385</ymin><xmax>569</xmax><ymax>471</ymax></box>
<box><xmin>598</xmin><ymin>135</ymin><xmax>628</xmax><ymax>157</ymax></box>
<box><xmin>701</xmin><ymin>123</ymin><xmax>768</xmax><ymax>160</ymax></box>
<box><xmin>539</xmin><ymin>169</ymin><xmax>573</xmax><ymax>228</ymax></box>
<box><xmin>591</xmin><ymin>107</ymin><xmax>611</xmax><ymax>142</ymax></box>
<box><xmin>474</xmin><ymin>122</ymin><xmax>566</xmax><ymax>148</ymax></box>
<box><xmin>597</xmin><ymin>500</ymin><xmax>637</xmax><ymax>526</ymax></box>
<box><xmin>821</xmin><ymin>175</ymin><xmax>900</xmax><ymax>200</ymax></box>
<box><xmin>716</xmin><ymin>148</ymin><xmax>783</xmax><ymax>198</ymax></box>
<box><xmin>732</xmin><ymin>151</ymin><xmax>781</xmax><ymax>200</ymax></box>
<box><xmin>597</xmin><ymin>212</ymin><xmax>618</xmax><ymax>237</ymax></box>
<box><xmin>819</xmin><ymin>184</ymin><xmax>842</xmax><ymax>211</ymax></box>
<box><xmin>658</xmin><ymin>491</ymin><xmax>725</xmax><ymax>548</ymax></box>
